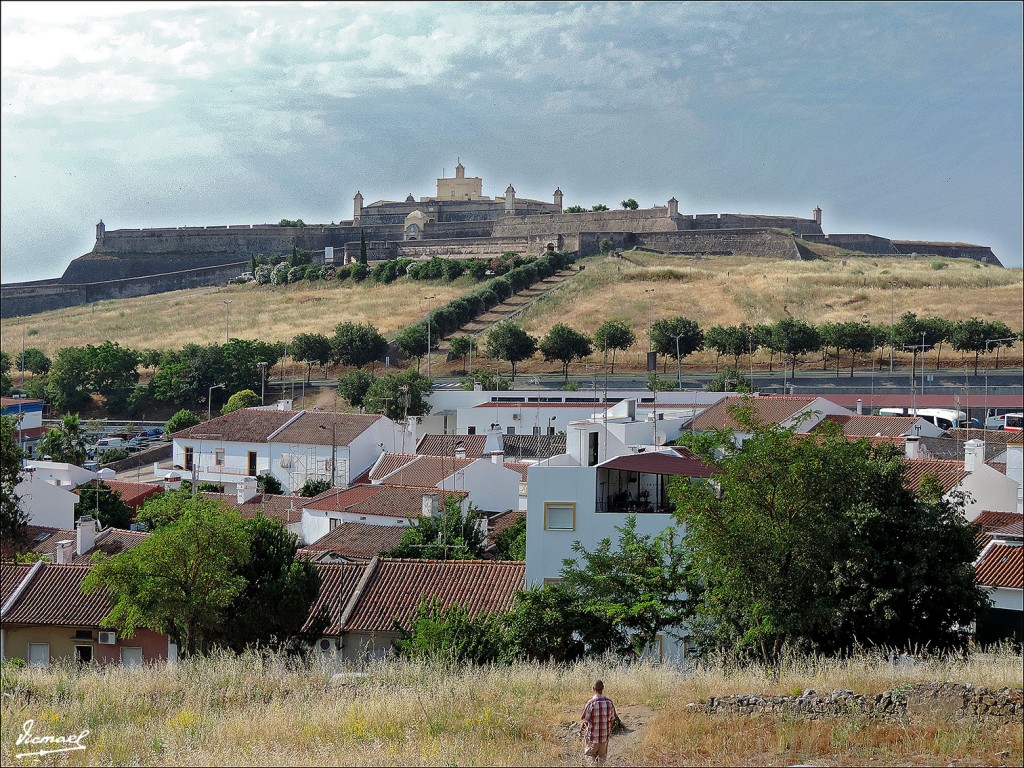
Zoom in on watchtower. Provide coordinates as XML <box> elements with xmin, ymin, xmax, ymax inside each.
<box><xmin>553</xmin><ymin>187</ymin><xmax>563</xmax><ymax>213</ymax></box>
<box><xmin>353</xmin><ymin>192</ymin><xmax>363</xmax><ymax>225</ymax></box>
<box><xmin>504</xmin><ymin>184</ymin><xmax>516</xmax><ymax>214</ymax></box>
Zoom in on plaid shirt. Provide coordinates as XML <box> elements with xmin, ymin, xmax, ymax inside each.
<box><xmin>581</xmin><ymin>694</ymin><xmax>617</xmax><ymax>743</ymax></box>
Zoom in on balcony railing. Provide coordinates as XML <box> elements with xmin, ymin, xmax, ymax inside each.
<box><xmin>190</xmin><ymin>459</ymin><xmax>270</xmax><ymax>478</ymax></box>
<box><xmin>595</xmin><ymin>499</ymin><xmax>676</xmax><ymax>515</ymax></box>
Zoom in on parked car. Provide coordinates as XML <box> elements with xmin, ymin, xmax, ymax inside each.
<box><xmin>92</xmin><ymin>437</ymin><xmax>129</xmax><ymax>455</ymax></box>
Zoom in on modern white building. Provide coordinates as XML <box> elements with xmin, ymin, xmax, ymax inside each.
<box><xmin>169</xmin><ymin>408</ymin><xmax>406</xmax><ymax>494</ymax></box>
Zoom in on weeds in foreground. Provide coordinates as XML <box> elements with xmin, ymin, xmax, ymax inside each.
<box><xmin>1</xmin><ymin>648</ymin><xmax>1020</xmax><ymax>766</ymax></box>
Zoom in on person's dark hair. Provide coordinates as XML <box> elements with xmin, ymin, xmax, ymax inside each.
<box><xmin>593</xmin><ymin>680</ymin><xmax>604</xmax><ymax>693</ymax></box>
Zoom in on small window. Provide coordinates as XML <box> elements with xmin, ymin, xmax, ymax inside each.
<box><xmin>29</xmin><ymin>643</ymin><xmax>50</xmax><ymax>668</ymax></box>
<box><xmin>533</xmin><ymin>426</ymin><xmax>541</xmax><ymax>435</ymax></box>
<box><xmin>215</xmin><ymin>449</ymin><xmax>225</xmax><ymax>467</ymax></box>
<box><xmin>183</xmin><ymin>446</ymin><xmax>194</xmax><ymax>471</ymax></box>
<box><xmin>506</xmin><ymin>426</ymin><xmax>515</xmax><ymax>436</ymax></box>
<box><xmin>75</xmin><ymin>645</ymin><xmax>94</xmax><ymax>664</ymax></box>
<box><xmin>121</xmin><ymin>647</ymin><xmax>144</xmax><ymax>667</ymax></box>
<box><xmin>329</xmin><ymin>517</ymin><xmax>342</xmax><ymax>531</ymax></box>
<box><xmin>467</xmin><ymin>426</ymin><xmax>476</xmax><ymax>435</ymax></box>
<box><xmin>544</xmin><ymin>502</ymin><xmax>576</xmax><ymax>531</ymax></box>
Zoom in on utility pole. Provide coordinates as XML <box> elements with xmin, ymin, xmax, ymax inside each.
<box><xmin>888</xmin><ymin>281</ymin><xmax>896</xmax><ymax>373</ymax></box>
<box><xmin>426</xmin><ymin>294</ymin><xmax>436</xmax><ymax>378</ymax></box>
<box><xmin>222</xmin><ymin>300</ymin><xmax>233</xmax><ymax>344</ymax></box>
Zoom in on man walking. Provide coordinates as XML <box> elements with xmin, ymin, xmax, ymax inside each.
<box><xmin>580</xmin><ymin>679</ymin><xmax>617</xmax><ymax>765</ymax></box>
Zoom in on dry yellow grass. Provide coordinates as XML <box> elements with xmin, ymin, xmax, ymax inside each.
<box><xmin>0</xmin><ymin>279</ymin><xmax>467</xmax><ymax>357</ymax></box>
<box><xmin>2</xmin><ymin>254</ymin><xmax>1020</xmax><ymax>378</ymax></box>
<box><xmin>1</xmin><ymin>650</ymin><xmax>1020</xmax><ymax>766</ymax></box>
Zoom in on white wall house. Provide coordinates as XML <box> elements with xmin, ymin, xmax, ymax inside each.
<box><xmin>170</xmin><ymin>409</ymin><xmax>405</xmax><ymax>494</ymax></box>
<box><xmin>14</xmin><ymin>474</ymin><xmax>78</xmax><ymax>529</ymax></box>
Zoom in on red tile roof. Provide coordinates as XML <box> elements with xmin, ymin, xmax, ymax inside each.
<box><xmin>77</xmin><ymin>529</ymin><xmax>148</xmax><ymax>562</ymax></box>
<box><xmin>300</xmin><ymin>522</ymin><xmax>407</xmax><ymax>561</ymax></box>
<box><xmin>201</xmin><ymin>492</ymin><xmax>303</xmax><ymax>525</ymax></box>
<box><xmin>486</xmin><ymin>510</ymin><xmax>524</xmax><ymax>548</ymax></box>
<box><xmin>77</xmin><ymin>479</ymin><xmax>162</xmax><ymax>509</ymax></box>
<box><xmin>1</xmin><ymin>397</ymin><xmax>44</xmax><ymax>407</ymax></box>
<box><xmin>342</xmin><ymin>558</ymin><xmax>525</xmax><ymax>633</ymax></box>
<box><xmin>946</xmin><ymin>429</ymin><xmax>1020</xmax><ymax>446</ymax></box>
<box><xmin>472</xmin><ymin>402</ymin><xmax>612</xmax><ymax>408</ymax></box>
<box><xmin>687</xmin><ymin>396</ymin><xmax>819</xmax><ymax>432</ymax></box>
<box><xmin>416</xmin><ymin>434</ymin><xmax>489</xmax><ymax>458</ymax></box>
<box><xmin>173</xmin><ymin>408</ymin><xmax>386</xmax><ymax>446</ymax></box>
<box><xmin>818</xmin><ymin>414</ymin><xmax>923</xmax><ymax>438</ymax></box>
<box><xmin>973</xmin><ymin>511</ymin><xmax>1024</xmax><ymax>548</ymax></box>
<box><xmin>172</xmin><ymin>408</ymin><xmax>296</xmax><ymax>442</ymax></box>
<box><xmin>975</xmin><ymin>544</ymin><xmax>1023</xmax><ymax>589</ymax></box>
<box><xmin>1</xmin><ymin>563</ymin><xmax>113</xmax><ymax>626</ymax></box>
<box><xmin>1</xmin><ymin>562</ymin><xmax>35</xmax><ymax>604</ymax></box>
<box><xmin>272</xmin><ymin>411</ymin><xmax>383</xmax><ymax>446</ymax></box>
<box><xmin>372</xmin><ymin>453</ymin><xmax>476</xmax><ymax>488</ymax></box>
<box><xmin>304</xmin><ymin>484</ymin><xmax>467</xmax><ymax>520</ymax></box>
<box><xmin>302</xmin><ymin>562</ymin><xmax>368</xmax><ymax>634</ymax></box>
<box><xmin>369</xmin><ymin>453</ymin><xmax>418</xmax><ymax>482</ymax></box>
<box><xmin>902</xmin><ymin>459</ymin><xmax>969</xmax><ymax>495</ymax></box>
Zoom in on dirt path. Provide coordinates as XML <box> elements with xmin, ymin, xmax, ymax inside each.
<box><xmin>554</xmin><ymin>703</ymin><xmax>657</xmax><ymax>765</ymax></box>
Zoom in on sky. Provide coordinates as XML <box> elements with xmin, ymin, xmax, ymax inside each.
<box><xmin>1</xmin><ymin>1</ymin><xmax>1022</xmax><ymax>283</ymax></box>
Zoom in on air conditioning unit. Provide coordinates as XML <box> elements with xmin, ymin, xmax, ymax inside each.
<box><xmin>319</xmin><ymin>638</ymin><xmax>332</xmax><ymax>651</ymax></box>
<box><xmin>98</xmin><ymin>631</ymin><xmax>117</xmax><ymax>645</ymax></box>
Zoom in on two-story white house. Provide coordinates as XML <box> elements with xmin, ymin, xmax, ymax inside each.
<box><xmin>15</xmin><ymin>460</ymin><xmax>95</xmax><ymax>529</ymax></box>
<box><xmin>169</xmin><ymin>408</ymin><xmax>406</xmax><ymax>494</ymax></box>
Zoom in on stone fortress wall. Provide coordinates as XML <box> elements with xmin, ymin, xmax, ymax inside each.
<box><xmin>0</xmin><ymin>161</ymin><xmax>1003</xmax><ymax>318</ymax></box>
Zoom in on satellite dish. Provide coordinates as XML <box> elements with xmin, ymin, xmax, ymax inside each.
<box><xmin>654</xmin><ymin>431</ymin><xmax>667</xmax><ymax>446</ymax></box>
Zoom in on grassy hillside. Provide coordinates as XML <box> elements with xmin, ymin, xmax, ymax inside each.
<box><xmin>2</xmin><ymin>253</ymin><xmax>1021</xmax><ymax>376</ymax></box>
<box><xmin>1</xmin><ymin>651</ymin><xmax>1020</xmax><ymax>766</ymax></box>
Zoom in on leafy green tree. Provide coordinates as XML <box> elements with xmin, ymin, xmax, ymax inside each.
<box><xmin>0</xmin><ymin>415</ymin><xmax>28</xmax><ymax>553</ymax></box>
<box><xmin>38</xmin><ymin>413</ymin><xmax>89</xmax><ymax>465</ymax></box>
<box><xmin>221</xmin><ymin>389</ymin><xmax>260</xmax><ymax>415</ymax></box>
<box><xmin>651</xmin><ymin>316</ymin><xmax>704</xmax><ymax>371</ymax></box>
<box><xmin>395</xmin><ymin>322</ymin><xmax>433</xmax><ymax>371</ymax></box>
<box><xmin>564</xmin><ymin>205</ymin><xmax>586</xmax><ymax>214</ymax></box>
<box><xmin>672</xmin><ymin>405</ymin><xmax>987</xmax><ymax>663</ymax></box>
<box><xmin>559</xmin><ymin>515</ymin><xmax>694</xmax><ymax>658</ymax></box>
<box><xmin>593</xmin><ymin>320</ymin><xmax>635</xmax><ymax>374</ymax></box>
<box><xmin>591</xmin><ymin>203</ymin><xmax>609</xmax><ymax>211</ymax></box>
<box><xmin>771</xmin><ymin>317</ymin><xmax>821</xmax><ymax>377</ymax></box>
<box><xmin>88</xmin><ymin>341</ymin><xmax>140</xmax><ymax>411</ymax></box>
<box><xmin>502</xmin><ymin>584</ymin><xmax>598</xmax><ymax>662</ymax></box>
<box><xmin>75</xmin><ymin>480</ymin><xmax>133</xmax><ymax>529</ymax></box>
<box><xmin>950</xmin><ymin>317</ymin><xmax>990</xmax><ymax>375</ymax></box>
<box><xmin>494</xmin><ymin>514</ymin><xmax>526</xmax><ymax>560</ymax></box>
<box><xmin>165</xmin><ymin>409</ymin><xmax>201</xmax><ymax>435</ymax></box>
<box><xmin>485</xmin><ymin>322</ymin><xmax>537</xmax><ymax>379</ymax></box>
<box><xmin>395</xmin><ymin>599</ymin><xmax>510</xmax><ymax>664</ymax></box>
<box><xmin>136</xmin><ymin>487</ymin><xmax>194</xmax><ymax>530</ymax></box>
<box><xmin>212</xmin><ymin>514</ymin><xmax>322</xmax><ymax>652</ymax></box>
<box><xmin>47</xmin><ymin>346</ymin><xmax>94</xmax><ymax>411</ymax></box>
<box><xmin>703</xmin><ymin>325</ymin><xmax>750</xmax><ymax>372</ymax></box>
<box><xmin>540</xmin><ymin>323</ymin><xmax>593</xmax><ymax>380</ymax></box>
<box><xmin>359</xmin><ymin>229</ymin><xmax>368</xmax><ymax>265</ymax></box>
<box><xmin>621</xmin><ymin>198</ymin><xmax>639</xmax><ymax>210</ymax></box>
<box><xmin>386</xmin><ymin>496</ymin><xmax>485</xmax><ymax>559</ymax></box>
<box><xmin>983</xmin><ymin>320</ymin><xmax>1015</xmax><ymax>369</ymax></box>
<box><xmin>290</xmin><ymin>333</ymin><xmax>332</xmax><ymax>383</ymax></box>
<box><xmin>0</xmin><ymin>352</ymin><xmax>10</xmax><ymax>396</ymax></box>
<box><xmin>833</xmin><ymin>321</ymin><xmax>877</xmax><ymax>377</ymax></box>
<box><xmin>257</xmin><ymin>473</ymin><xmax>284</xmax><ymax>495</ymax></box>
<box><xmin>461</xmin><ymin>370</ymin><xmax>512</xmax><ymax>391</ymax></box>
<box><xmin>338</xmin><ymin>368</ymin><xmax>376</xmax><ymax>409</ymax></box>
<box><xmin>84</xmin><ymin>499</ymin><xmax>250</xmax><ymax>656</ymax></box>
<box><xmin>448</xmin><ymin>336</ymin><xmax>477</xmax><ymax>371</ymax></box>
<box><xmin>704</xmin><ymin>366</ymin><xmax>753</xmax><ymax>393</ymax></box>
<box><xmin>17</xmin><ymin>348</ymin><xmax>51</xmax><ymax>375</ymax></box>
<box><xmin>364</xmin><ymin>370</ymin><xmax>433</xmax><ymax>422</ymax></box>
<box><xmin>918</xmin><ymin>316</ymin><xmax>952</xmax><ymax>369</ymax></box>
<box><xmin>220</xmin><ymin>339</ymin><xmax>283</xmax><ymax>396</ymax></box>
<box><xmin>300</xmin><ymin>478</ymin><xmax>332</xmax><ymax>497</ymax></box>
<box><xmin>331</xmin><ymin>322</ymin><xmax>388</xmax><ymax>369</ymax></box>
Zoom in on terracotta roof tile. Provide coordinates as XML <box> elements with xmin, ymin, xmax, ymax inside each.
<box><xmin>486</xmin><ymin>510</ymin><xmax>524</xmax><ymax>548</ymax></box>
<box><xmin>373</xmin><ymin>453</ymin><xmax>476</xmax><ymax>488</ymax></box>
<box><xmin>688</xmin><ymin>396</ymin><xmax>819</xmax><ymax>432</ymax></box>
<box><xmin>975</xmin><ymin>544</ymin><xmax>1023</xmax><ymax>589</ymax></box>
<box><xmin>302</xmin><ymin>562</ymin><xmax>368</xmax><ymax>634</ymax></box>
<box><xmin>343</xmin><ymin>558</ymin><xmax>525</xmax><ymax>633</ymax></box>
<box><xmin>819</xmin><ymin>414</ymin><xmax>924</xmax><ymax>438</ymax></box>
<box><xmin>504</xmin><ymin>461</ymin><xmax>531</xmax><ymax>483</ymax></box>
<box><xmin>301</xmin><ymin>522</ymin><xmax>406</xmax><ymax>561</ymax></box>
<box><xmin>369</xmin><ymin>453</ymin><xmax>418</xmax><ymax>482</ymax></box>
<box><xmin>503</xmin><ymin>433</ymin><xmax>567</xmax><ymax>459</ymax></box>
<box><xmin>972</xmin><ymin>511</ymin><xmax>1023</xmax><ymax>548</ymax></box>
<box><xmin>304</xmin><ymin>484</ymin><xmax>467</xmax><ymax>519</ymax></box>
<box><xmin>2</xmin><ymin>563</ymin><xmax>112</xmax><ymax>626</ymax></box>
<box><xmin>272</xmin><ymin>411</ymin><xmax>383</xmax><ymax>446</ymax></box>
<box><xmin>902</xmin><ymin>459</ymin><xmax>969</xmax><ymax>495</ymax></box>
<box><xmin>201</xmin><ymin>492</ymin><xmax>303</xmax><ymax>525</ymax></box>
<box><xmin>947</xmin><ymin>429</ymin><xmax>1019</xmax><ymax>446</ymax></box>
<box><xmin>416</xmin><ymin>434</ymin><xmax>489</xmax><ymax>458</ymax></box>
<box><xmin>172</xmin><ymin>408</ymin><xmax>296</xmax><ymax>442</ymax></box>
<box><xmin>74</xmin><ymin>528</ymin><xmax>148</xmax><ymax>562</ymax></box>
<box><xmin>1</xmin><ymin>562</ymin><xmax>35</xmax><ymax>604</ymax></box>
<box><xmin>601</xmin><ymin>450</ymin><xmax>717</xmax><ymax>477</ymax></box>
<box><xmin>77</xmin><ymin>479</ymin><xmax>162</xmax><ymax>509</ymax></box>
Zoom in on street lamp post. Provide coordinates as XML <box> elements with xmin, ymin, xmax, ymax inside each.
<box><xmin>426</xmin><ymin>294</ymin><xmax>436</xmax><ymax>378</ymax></box>
<box><xmin>644</xmin><ymin>289</ymin><xmax>655</xmax><ymax>352</ymax></box>
<box><xmin>257</xmin><ymin>361</ymin><xmax>268</xmax><ymax>405</ymax></box>
<box><xmin>207</xmin><ymin>383</ymin><xmax>225</xmax><ymax>421</ymax></box>
<box><xmin>222</xmin><ymin>300</ymin><xmax>233</xmax><ymax>344</ymax></box>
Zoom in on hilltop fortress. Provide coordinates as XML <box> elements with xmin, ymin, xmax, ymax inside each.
<box><xmin>0</xmin><ymin>161</ymin><xmax>1002</xmax><ymax>318</ymax></box>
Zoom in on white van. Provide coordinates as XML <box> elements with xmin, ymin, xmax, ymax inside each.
<box><xmin>93</xmin><ymin>437</ymin><xmax>128</xmax><ymax>455</ymax></box>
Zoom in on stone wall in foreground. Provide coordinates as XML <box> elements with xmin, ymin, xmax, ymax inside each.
<box><xmin>688</xmin><ymin>682</ymin><xmax>1023</xmax><ymax>723</ymax></box>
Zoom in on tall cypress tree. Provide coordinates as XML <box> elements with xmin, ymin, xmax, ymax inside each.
<box><xmin>359</xmin><ymin>229</ymin><xmax>368</xmax><ymax>265</ymax></box>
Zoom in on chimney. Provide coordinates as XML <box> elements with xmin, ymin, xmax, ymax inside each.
<box><xmin>964</xmin><ymin>439</ymin><xmax>985</xmax><ymax>473</ymax></box>
<box><xmin>491</xmin><ymin>451</ymin><xmax>505</xmax><ymax>465</ymax></box>
<box><xmin>904</xmin><ymin>435</ymin><xmax>921</xmax><ymax>460</ymax></box>
<box><xmin>856</xmin><ymin>399</ymin><xmax>863</xmax><ymax>415</ymax></box>
<box><xmin>54</xmin><ymin>539</ymin><xmax>74</xmax><ymax>564</ymax></box>
<box><xmin>237</xmin><ymin>476</ymin><xmax>259</xmax><ymax>504</ymax></box>
<box><xmin>421</xmin><ymin>493</ymin><xmax>439</xmax><ymax>518</ymax></box>
<box><xmin>76</xmin><ymin>515</ymin><xmax>98</xmax><ymax>557</ymax></box>
<box><xmin>454</xmin><ymin>442</ymin><xmax>467</xmax><ymax>460</ymax></box>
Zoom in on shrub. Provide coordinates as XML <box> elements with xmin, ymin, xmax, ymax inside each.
<box><xmin>350</xmin><ymin>263</ymin><xmax>369</xmax><ymax>282</ymax></box>
<box><xmin>931</xmin><ymin>260</ymin><xmax>948</xmax><ymax>270</ymax></box>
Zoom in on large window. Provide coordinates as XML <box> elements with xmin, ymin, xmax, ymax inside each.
<box><xmin>28</xmin><ymin>643</ymin><xmax>49</xmax><ymax>668</ymax></box>
<box><xmin>183</xmin><ymin>446</ymin><xmax>194</xmax><ymax>471</ymax></box>
<box><xmin>544</xmin><ymin>502</ymin><xmax>576</xmax><ymax>530</ymax></box>
<box><xmin>215</xmin><ymin>449</ymin><xmax>225</xmax><ymax>467</ymax></box>
<box><xmin>121</xmin><ymin>647</ymin><xmax>144</xmax><ymax>667</ymax></box>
